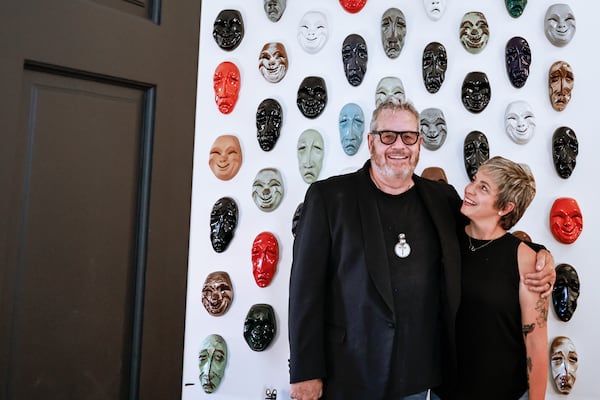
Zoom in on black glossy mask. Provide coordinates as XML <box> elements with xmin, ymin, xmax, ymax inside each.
<box><xmin>552</xmin><ymin>126</ymin><xmax>578</xmax><ymax>179</ymax></box>
<box><xmin>463</xmin><ymin>131</ymin><xmax>489</xmax><ymax>180</ymax></box>
<box><xmin>422</xmin><ymin>41</ymin><xmax>447</xmax><ymax>94</ymax></box>
<box><xmin>505</xmin><ymin>36</ymin><xmax>531</xmax><ymax>88</ymax></box>
<box><xmin>243</xmin><ymin>303</ymin><xmax>276</xmax><ymax>351</ymax></box>
<box><xmin>461</xmin><ymin>71</ymin><xmax>491</xmax><ymax>113</ymax></box>
<box><xmin>209</xmin><ymin>197</ymin><xmax>238</xmax><ymax>253</ymax></box>
<box><xmin>552</xmin><ymin>264</ymin><xmax>580</xmax><ymax>322</ymax></box>
<box><xmin>342</xmin><ymin>34</ymin><xmax>368</xmax><ymax>87</ymax></box>
<box><xmin>256</xmin><ymin>98</ymin><xmax>283</xmax><ymax>151</ymax></box>
<box><xmin>213</xmin><ymin>9</ymin><xmax>244</xmax><ymax>51</ymax></box>
<box><xmin>297</xmin><ymin>76</ymin><xmax>327</xmax><ymax>119</ymax></box>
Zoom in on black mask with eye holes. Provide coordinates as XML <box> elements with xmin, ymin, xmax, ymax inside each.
<box><xmin>552</xmin><ymin>126</ymin><xmax>578</xmax><ymax>179</ymax></box>
<box><xmin>462</xmin><ymin>71</ymin><xmax>491</xmax><ymax>113</ymax></box>
<box><xmin>209</xmin><ymin>197</ymin><xmax>238</xmax><ymax>253</ymax></box>
<box><xmin>552</xmin><ymin>263</ymin><xmax>580</xmax><ymax>322</ymax></box>
<box><xmin>213</xmin><ymin>9</ymin><xmax>244</xmax><ymax>51</ymax></box>
<box><xmin>256</xmin><ymin>98</ymin><xmax>283</xmax><ymax>151</ymax></box>
<box><xmin>297</xmin><ymin>76</ymin><xmax>327</xmax><ymax>119</ymax></box>
<box><xmin>463</xmin><ymin>130</ymin><xmax>489</xmax><ymax>180</ymax></box>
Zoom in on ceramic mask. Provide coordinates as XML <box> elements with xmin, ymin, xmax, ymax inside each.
<box><xmin>549</xmin><ymin>61</ymin><xmax>574</xmax><ymax>111</ymax></box>
<box><xmin>504</xmin><ymin>101</ymin><xmax>535</xmax><ymax>144</ymax></box>
<box><xmin>506</xmin><ymin>0</ymin><xmax>527</xmax><ymax>18</ymax></box>
<box><xmin>505</xmin><ymin>36</ymin><xmax>531</xmax><ymax>88</ymax></box>
<box><xmin>258</xmin><ymin>42</ymin><xmax>288</xmax><ymax>83</ymax></box>
<box><xmin>292</xmin><ymin>202</ymin><xmax>303</xmax><ymax>237</ymax></box>
<box><xmin>339</xmin><ymin>103</ymin><xmax>365</xmax><ymax>156</ymax></box>
<box><xmin>339</xmin><ymin>0</ymin><xmax>367</xmax><ymax>14</ymax></box>
<box><xmin>212</xmin><ymin>9</ymin><xmax>244</xmax><ymax>51</ymax></box>
<box><xmin>423</xmin><ymin>0</ymin><xmax>447</xmax><ymax>21</ymax></box>
<box><xmin>243</xmin><ymin>304</ymin><xmax>277</xmax><ymax>351</ymax></box>
<box><xmin>421</xmin><ymin>166</ymin><xmax>447</xmax><ymax>183</ymax></box>
<box><xmin>209</xmin><ymin>197</ymin><xmax>238</xmax><ymax>253</ymax></box>
<box><xmin>256</xmin><ymin>98</ymin><xmax>283</xmax><ymax>151</ymax></box>
<box><xmin>545</xmin><ymin>4</ymin><xmax>575</xmax><ymax>47</ymax></box>
<box><xmin>297</xmin><ymin>129</ymin><xmax>324</xmax><ymax>184</ymax></box>
<box><xmin>461</xmin><ymin>71</ymin><xmax>491</xmax><ymax>113</ymax></box>
<box><xmin>208</xmin><ymin>135</ymin><xmax>242</xmax><ymax>181</ymax></box>
<box><xmin>342</xmin><ymin>34</ymin><xmax>368</xmax><ymax>87</ymax></box>
<box><xmin>552</xmin><ymin>126</ymin><xmax>578</xmax><ymax>178</ymax></box>
<box><xmin>459</xmin><ymin>11</ymin><xmax>490</xmax><ymax>54</ymax></box>
<box><xmin>264</xmin><ymin>0</ymin><xmax>286</xmax><ymax>22</ymax></box>
<box><xmin>251</xmin><ymin>232</ymin><xmax>279</xmax><ymax>288</ymax></box>
<box><xmin>213</xmin><ymin>61</ymin><xmax>240</xmax><ymax>114</ymax></box>
<box><xmin>375</xmin><ymin>76</ymin><xmax>405</xmax><ymax>107</ymax></box>
<box><xmin>252</xmin><ymin>168</ymin><xmax>284</xmax><ymax>212</ymax></box>
<box><xmin>550</xmin><ymin>336</ymin><xmax>578</xmax><ymax>394</ymax></box>
<box><xmin>511</xmin><ymin>230</ymin><xmax>531</xmax><ymax>242</ymax></box>
<box><xmin>422</xmin><ymin>41</ymin><xmax>447</xmax><ymax>93</ymax></box>
<box><xmin>297</xmin><ymin>76</ymin><xmax>327</xmax><ymax>119</ymax></box>
<box><xmin>552</xmin><ymin>264</ymin><xmax>580</xmax><ymax>322</ymax></box>
<box><xmin>463</xmin><ymin>131</ymin><xmax>489</xmax><ymax>180</ymax></box>
<box><xmin>381</xmin><ymin>8</ymin><xmax>406</xmax><ymax>59</ymax></box>
<box><xmin>420</xmin><ymin>108</ymin><xmax>447</xmax><ymax>151</ymax></box>
<box><xmin>202</xmin><ymin>271</ymin><xmax>233</xmax><ymax>316</ymax></box>
<box><xmin>550</xmin><ymin>197</ymin><xmax>583</xmax><ymax>244</ymax></box>
<box><xmin>199</xmin><ymin>334</ymin><xmax>228</xmax><ymax>393</ymax></box>
<box><xmin>297</xmin><ymin>10</ymin><xmax>328</xmax><ymax>54</ymax></box>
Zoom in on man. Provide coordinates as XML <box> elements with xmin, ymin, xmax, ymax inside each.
<box><xmin>288</xmin><ymin>99</ymin><xmax>554</xmax><ymax>400</ymax></box>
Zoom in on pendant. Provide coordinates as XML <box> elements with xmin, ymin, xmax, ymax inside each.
<box><xmin>394</xmin><ymin>233</ymin><xmax>411</xmax><ymax>258</ymax></box>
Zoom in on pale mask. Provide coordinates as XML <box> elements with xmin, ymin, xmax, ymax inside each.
<box><xmin>297</xmin><ymin>76</ymin><xmax>327</xmax><ymax>119</ymax></box>
<box><xmin>208</xmin><ymin>135</ymin><xmax>242</xmax><ymax>181</ymax></box>
<box><xmin>243</xmin><ymin>304</ymin><xmax>276</xmax><ymax>352</ymax></box>
<box><xmin>463</xmin><ymin>131</ymin><xmax>489</xmax><ymax>180</ymax></box>
<box><xmin>256</xmin><ymin>98</ymin><xmax>283</xmax><ymax>151</ymax></box>
<box><xmin>545</xmin><ymin>4</ymin><xmax>576</xmax><ymax>47</ymax></box>
<box><xmin>505</xmin><ymin>36</ymin><xmax>531</xmax><ymax>88</ymax></box>
<box><xmin>339</xmin><ymin>103</ymin><xmax>365</xmax><ymax>156</ymax></box>
<box><xmin>297</xmin><ymin>129</ymin><xmax>324</xmax><ymax>184</ymax></box>
<box><xmin>212</xmin><ymin>9</ymin><xmax>244</xmax><ymax>51</ymax></box>
<box><xmin>552</xmin><ymin>263</ymin><xmax>580</xmax><ymax>322</ymax></box>
<box><xmin>462</xmin><ymin>71</ymin><xmax>491</xmax><ymax>113</ymax></box>
<box><xmin>381</xmin><ymin>8</ymin><xmax>406</xmax><ymax>59</ymax></box>
<box><xmin>342</xmin><ymin>34</ymin><xmax>368</xmax><ymax>87</ymax></box>
<box><xmin>251</xmin><ymin>231</ymin><xmax>279</xmax><ymax>288</ymax></box>
<box><xmin>459</xmin><ymin>11</ymin><xmax>490</xmax><ymax>54</ymax></box>
<box><xmin>252</xmin><ymin>168</ymin><xmax>284</xmax><ymax>212</ymax></box>
<box><xmin>552</xmin><ymin>126</ymin><xmax>578</xmax><ymax>179</ymax></box>
<box><xmin>550</xmin><ymin>197</ymin><xmax>583</xmax><ymax>244</ymax></box>
<box><xmin>422</xmin><ymin>41</ymin><xmax>447</xmax><ymax>94</ymax></box>
<box><xmin>297</xmin><ymin>11</ymin><xmax>328</xmax><ymax>54</ymax></box>
<box><xmin>375</xmin><ymin>76</ymin><xmax>405</xmax><ymax>107</ymax></box>
<box><xmin>213</xmin><ymin>61</ymin><xmax>240</xmax><ymax>115</ymax></box>
<box><xmin>202</xmin><ymin>271</ymin><xmax>233</xmax><ymax>316</ymax></box>
<box><xmin>423</xmin><ymin>0</ymin><xmax>447</xmax><ymax>21</ymax></box>
<box><xmin>506</xmin><ymin>0</ymin><xmax>527</xmax><ymax>18</ymax></box>
<box><xmin>210</xmin><ymin>197</ymin><xmax>238</xmax><ymax>253</ymax></box>
<box><xmin>258</xmin><ymin>42</ymin><xmax>288</xmax><ymax>83</ymax></box>
<box><xmin>550</xmin><ymin>336</ymin><xmax>578</xmax><ymax>394</ymax></box>
<box><xmin>504</xmin><ymin>101</ymin><xmax>535</xmax><ymax>144</ymax></box>
<box><xmin>420</xmin><ymin>107</ymin><xmax>447</xmax><ymax>151</ymax></box>
<box><xmin>264</xmin><ymin>0</ymin><xmax>286</xmax><ymax>22</ymax></box>
<box><xmin>199</xmin><ymin>334</ymin><xmax>228</xmax><ymax>393</ymax></box>
<box><xmin>549</xmin><ymin>61</ymin><xmax>574</xmax><ymax>112</ymax></box>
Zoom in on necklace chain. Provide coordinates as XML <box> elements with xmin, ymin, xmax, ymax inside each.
<box><xmin>468</xmin><ymin>235</ymin><xmax>497</xmax><ymax>252</ymax></box>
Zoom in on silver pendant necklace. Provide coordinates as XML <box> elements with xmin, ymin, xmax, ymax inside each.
<box><xmin>394</xmin><ymin>233</ymin><xmax>411</xmax><ymax>258</ymax></box>
<box><xmin>468</xmin><ymin>235</ymin><xmax>496</xmax><ymax>252</ymax></box>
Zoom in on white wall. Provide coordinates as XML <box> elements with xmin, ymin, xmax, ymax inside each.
<box><xmin>182</xmin><ymin>1</ymin><xmax>599</xmax><ymax>399</ymax></box>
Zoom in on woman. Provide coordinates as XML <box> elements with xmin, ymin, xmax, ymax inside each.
<box><xmin>456</xmin><ymin>156</ymin><xmax>548</xmax><ymax>399</ymax></box>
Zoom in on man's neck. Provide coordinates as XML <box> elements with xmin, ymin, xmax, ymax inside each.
<box><xmin>369</xmin><ymin>166</ymin><xmax>414</xmax><ymax>195</ymax></box>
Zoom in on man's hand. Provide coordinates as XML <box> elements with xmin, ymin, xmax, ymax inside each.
<box><xmin>524</xmin><ymin>249</ymin><xmax>556</xmax><ymax>297</ymax></box>
<box><xmin>290</xmin><ymin>379</ymin><xmax>323</xmax><ymax>400</ymax></box>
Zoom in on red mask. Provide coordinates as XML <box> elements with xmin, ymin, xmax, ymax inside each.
<box><xmin>251</xmin><ymin>232</ymin><xmax>279</xmax><ymax>287</ymax></box>
<box><xmin>213</xmin><ymin>61</ymin><xmax>241</xmax><ymax>114</ymax></box>
<box><xmin>339</xmin><ymin>0</ymin><xmax>367</xmax><ymax>13</ymax></box>
<box><xmin>550</xmin><ymin>197</ymin><xmax>583</xmax><ymax>244</ymax></box>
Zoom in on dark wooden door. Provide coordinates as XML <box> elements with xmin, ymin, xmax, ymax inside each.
<box><xmin>0</xmin><ymin>1</ymin><xmax>200</xmax><ymax>399</ymax></box>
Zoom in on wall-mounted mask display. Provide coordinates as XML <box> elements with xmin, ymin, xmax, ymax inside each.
<box><xmin>297</xmin><ymin>10</ymin><xmax>328</xmax><ymax>54</ymax></box>
<box><xmin>243</xmin><ymin>304</ymin><xmax>277</xmax><ymax>352</ymax></box>
<box><xmin>422</xmin><ymin>41</ymin><xmax>447</xmax><ymax>94</ymax></box>
<box><xmin>210</xmin><ymin>197</ymin><xmax>238</xmax><ymax>253</ymax></box>
<box><xmin>550</xmin><ymin>336</ymin><xmax>578</xmax><ymax>395</ymax></box>
<box><xmin>549</xmin><ymin>61</ymin><xmax>574</xmax><ymax>112</ymax></box>
<box><xmin>550</xmin><ymin>197</ymin><xmax>583</xmax><ymax>244</ymax></box>
<box><xmin>419</xmin><ymin>107</ymin><xmax>447</xmax><ymax>150</ymax></box>
<box><xmin>202</xmin><ymin>271</ymin><xmax>234</xmax><ymax>316</ymax></box>
<box><xmin>251</xmin><ymin>231</ymin><xmax>279</xmax><ymax>288</ymax></box>
<box><xmin>423</xmin><ymin>0</ymin><xmax>447</xmax><ymax>21</ymax></box>
<box><xmin>512</xmin><ymin>230</ymin><xmax>532</xmax><ymax>242</ymax></box>
<box><xmin>504</xmin><ymin>100</ymin><xmax>535</xmax><ymax>145</ymax></box>
<box><xmin>381</xmin><ymin>8</ymin><xmax>406</xmax><ymax>59</ymax></box>
<box><xmin>199</xmin><ymin>334</ymin><xmax>228</xmax><ymax>393</ymax></box>
<box><xmin>258</xmin><ymin>42</ymin><xmax>288</xmax><ymax>83</ymax></box>
<box><xmin>297</xmin><ymin>76</ymin><xmax>327</xmax><ymax>119</ymax></box>
<box><xmin>545</xmin><ymin>4</ymin><xmax>576</xmax><ymax>47</ymax></box>
<box><xmin>421</xmin><ymin>166</ymin><xmax>448</xmax><ymax>183</ymax></box>
<box><xmin>208</xmin><ymin>135</ymin><xmax>243</xmax><ymax>181</ymax></box>
<box><xmin>339</xmin><ymin>0</ymin><xmax>367</xmax><ymax>14</ymax></box>
<box><xmin>264</xmin><ymin>0</ymin><xmax>286</xmax><ymax>22</ymax></box>
<box><xmin>375</xmin><ymin>76</ymin><xmax>405</xmax><ymax>107</ymax></box>
<box><xmin>552</xmin><ymin>263</ymin><xmax>580</xmax><ymax>322</ymax></box>
<box><xmin>461</xmin><ymin>71</ymin><xmax>491</xmax><ymax>113</ymax></box>
<box><xmin>297</xmin><ymin>129</ymin><xmax>324</xmax><ymax>184</ymax></box>
<box><xmin>459</xmin><ymin>11</ymin><xmax>490</xmax><ymax>54</ymax></box>
<box><xmin>256</xmin><ymin>98</ymin><xmax>283</xmax><ymax>152</ymax></box>
<box><xmin>463</xmin><ymin>130</ymin><xmax>489</xmax><ymax>180</ymax></box>
<box><xmin>505</xmin><ymin>0</ymin><xmax>527</xmax><ymax>18</ymax></box>
<box><xmin>292</xmin><ymin>202</ymin><xmax>303</xmax><ymax>237</ymax></box>
<box><xmin>252</xmin><ymin>168</ymin><xmax>284</xmax><ymax>212</ymax></box>
<box><xmin>505</xmin><ymin>36</ymin><xmax>531</xmax><ymax>88</ymax></box>
<box><xmin>341</xmin><ymin>34</ymin><xmax>368</xmax><ymax>87</ymax></box>
<box><xmin>213</xmin><ymin>61</ymin><xmax>240</xmax><ymax>114</ymax></box>
<box><xmin>212</xmin><ymin>9</ymin><xmax>244</xmax><ymax>51</ymax></box>
<box><xmin>339</xmin><ymin>103</ymin><xmax>365</xmax><ymax>156</ymax></box>
<box><xmin>552</xmin><ymin>126</ymin><xmax>578</xmax><ymax>179</ymax></box>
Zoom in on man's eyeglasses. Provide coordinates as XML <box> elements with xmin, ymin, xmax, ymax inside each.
<box><xmin>372</xmin><ymin>130</ymin><xmax>420</xmax><ymax>146</ymax></box>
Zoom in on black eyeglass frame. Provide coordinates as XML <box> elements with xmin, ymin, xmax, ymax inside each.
<box><xmin>371</xmin><ymin>130</ymin><xmax>420</xmax><ymax>145</ymax></box>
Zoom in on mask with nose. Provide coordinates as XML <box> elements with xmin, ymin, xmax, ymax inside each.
<box><xmin>552</xmin><ymin>263</ymin><xmax>580</xmax><ymax>322</ymax></box>
<box><xmin>549</xmin><ymin>197</ymin><xmax>583</xmax><ymax>244</ymax></box>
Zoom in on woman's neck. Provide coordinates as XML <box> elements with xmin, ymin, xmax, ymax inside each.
<box><xmin>465</xmin><ymin>221</ymin><xmax>507</xmax><ymax>240</ymax></box>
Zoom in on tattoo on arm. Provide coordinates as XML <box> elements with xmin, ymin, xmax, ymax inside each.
<box><xmin>535</xmin><ymin>297</ymin><xmax>548</xmax><ymax>327</ymax></box>
<box><xmin>523</xmin><ymin>323</ymin><xmax>535</xmax><ymax>337</ymax></box>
